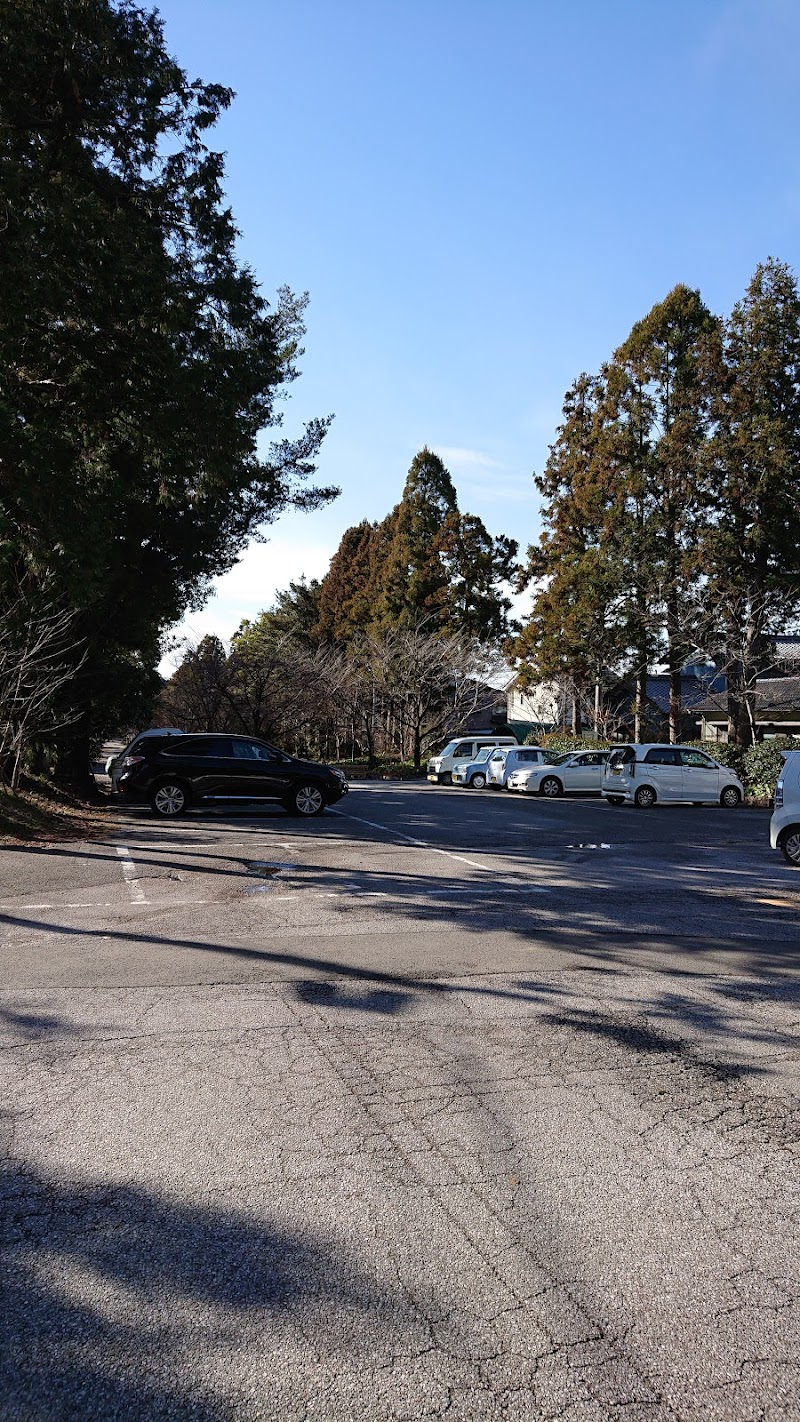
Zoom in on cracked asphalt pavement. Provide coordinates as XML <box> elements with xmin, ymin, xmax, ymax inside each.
<box><xmin>1</xmin><ymin>783</ymin><xmax>799</xmax><ymax>1420</ymax></box>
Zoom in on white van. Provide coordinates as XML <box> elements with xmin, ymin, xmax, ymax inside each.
<box><xmin>602</xmin><ymin>744</ymin><xmax>743</xmax><ymax>808</ymax></box>
<box><xmin>770</xmin><ymin>749</ymin><xmax>800</xmax><ymax>865</ymax></box>
<box><xmin>427</xmin><ymin>733</ymin><xmax>518</xmax><ymax>785</ymax></box>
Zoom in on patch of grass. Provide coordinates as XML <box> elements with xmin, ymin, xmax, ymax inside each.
<box><xmin>0</xmin><ymin>784</ymin><xmax>113</xmax><ymax>843</ymax></box>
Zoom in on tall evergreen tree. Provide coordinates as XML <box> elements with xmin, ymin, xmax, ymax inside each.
<box><xmin>700</xmin><ymin>258</ymin><xmax>800</xmax><ymax>745</ymax></box>
<box><xmin>377</xmin><ymin>448</ymin><xmax>459</xmax><ymax>626</ymax></box>
<box><xmin>0</xmin><ymin>0</ymin><xmax>335</xmax><ymax>777</ymax></box>
<box><xmin>613</xmin><ymin>286</ymin><xmax>721</xmax><ymax>739</ymax></box>
<box><xmin>512</xmin><ymin>372</ymin><xmax>628</xmax><ymax>732</ymax></box>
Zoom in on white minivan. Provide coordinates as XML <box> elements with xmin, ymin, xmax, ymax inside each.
<box><xmin>602</xmin><ymin>744</ymin><xmax>744</xmax><ymax>808</ymax></box>
<box><xmin>770</xmin><ymin>749</ymin><xmax>800</xmax><ymax>866</ymax></box>
<box><xmin>427</xmin><ymin>734</ymin><xmax>518</xmax><ymax>785</ymax></box>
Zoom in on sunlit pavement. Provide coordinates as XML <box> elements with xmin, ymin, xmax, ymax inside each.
<box><xmin>1</xmin><ymin>784</ymin><xmax>798</xmax><ymax>1419</ymax></box>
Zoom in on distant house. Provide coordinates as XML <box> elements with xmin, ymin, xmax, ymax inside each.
<box><xmin>695</xmin><ymin>677</ymin><xmax>800</xmax><ymax>742</ymax></box>
<box><xmin>505</xmin><ymin>667</ymin><xmax>723</xmax><ymax>742</ymax></box>
<box><xmin>505</xmin><ymin>674</ymin><xmax>565</xmax><ymax>741</ymax></box>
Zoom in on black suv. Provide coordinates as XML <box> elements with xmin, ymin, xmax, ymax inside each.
<box><xmin>117</xmin><ymin>734</ymin><xmax>349</xmax><ymax>818</ymax></box>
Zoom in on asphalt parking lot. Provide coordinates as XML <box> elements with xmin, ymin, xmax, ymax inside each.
<box><xmin>1</xmin><ymin>782</ymin><xmax>799</xmax><ymax>1420</ymax></box>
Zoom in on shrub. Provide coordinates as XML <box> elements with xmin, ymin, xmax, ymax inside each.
<box><xmin>742</xmin><ymin>737</ymin><xmax>799</xmax><ymax>799</ymax></box>
<box><xmin>536</xmin><ymin>732</ymin><xmax>612</xmax><ymax>754</ymax></box>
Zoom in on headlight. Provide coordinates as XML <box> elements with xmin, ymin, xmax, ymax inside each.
<box><xmin>332</xmin><ymin>768</ymin><xmax>346</xmax><ymax>782</ymax></box>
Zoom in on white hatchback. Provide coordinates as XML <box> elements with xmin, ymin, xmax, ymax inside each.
<box><xmin>602</xmin><ymin>744</ymin><xmax>743</xmax><ymax>808</ymax></box>
<box><xmin>485</xmin><ymin>745</ymin><xmax>547</xmax><ymax>788</ymax></box>
<box><xmin>770</xmin><ymin>749</ymin><xmax>800</xmax><ymax>866</ymax></box>
<box><xmin>509</xmin><ymin>749</ymin><xmax>611</xmax><ymax>797</ymax></box>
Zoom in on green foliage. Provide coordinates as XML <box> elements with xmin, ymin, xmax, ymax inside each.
<box><xmin>0</xmin><ymin>0</ymin><xmax>335</xmax><ymax>775</ymax></box>
<box><xmin>512</xmin><ymin>262</ymin><xmax>800</xmax><ymax>749</ymax></box>
<box><xmin>539</xmin><ymin>733</ymin><xmax>611</xmax><ymax>753</ymax></box>
<box><xmin>742</xmin><ymin>737</ymin><xmax>799</xmax><ymax>796</ymax></box>
<box><xmin>318</xmin><ymin>449</ymin><xmax>519</xmax><ymax>644</ymax></box>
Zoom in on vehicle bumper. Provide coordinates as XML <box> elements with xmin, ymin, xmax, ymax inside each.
<box><xmin>770</xmin><ymin>810</ymin><xmax>790</xmax><ymax>849</ymax></box>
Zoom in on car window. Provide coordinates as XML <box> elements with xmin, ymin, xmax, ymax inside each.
<box><xmin>608</xmin><ymin>747</ymin><xmax>634</xmax><ymax>767</ymax></box>
<box><xmin>490</xmin><ymin>750</ymin><xmax>506</xmax><ymax>762</ymax></box>
<box><xmin>680</xmin><ymin>749</ymin><xmax>716</xmax><ymax>768</ymax></box>
<box><xmin>584</xmin><ymin>752</ymin><xmax>609</xmax><ymax>764</ymax></box>
<box><xmin>231</xmin><ymin>739</ymin><xmax>275</xmax><ymax>761</ymax></box>
<box><xmin>644</xmin><ymin>747</ymin><xmax>681</xmax><ymax>766</ymax></box>
<box><xmin>453</xmin><ymin>742</ymin><xmax>473</xmax><ymax>757</ymax></box>
<box><xmin>518</xmin><ymin>750</ymin><xmax>538</xmax><ymax>762</ymax></box>
<box><xmin>170</xmin><ymin>737</ymin><xmax>231</xmax><ymax>758</ymax></box>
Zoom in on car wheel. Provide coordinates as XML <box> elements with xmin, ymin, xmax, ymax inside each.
<box><xmin>470</xmin><ymin>772</ymin><xmax>487</xmax><ymax>789</ymax></box>
<box><xmin>440</xmin><ymin>772</ymin><xmax>452</xmax><ymax>785</ymax></box>
<box><xmin>606</xmin><ymin>796</ymin><xmax>624</xmax><ymax>805</ymax></box>
<box><xmin>151</xmin><ymin>781</ymin><xmax>189</xmax><ymax>817</ymax></box>
<box><xmin>720</xmin><ymin>786</ymin><xmax>741</xmax><ymax>808</ymax></box>
<box><xmin>287</xmin><ymin>783</ymin><xmax>325</xmax><ymax>817</ymax></box>
<box><xmin>634</xmin><ymin>785</ymin><xmax>656</xmax><ymax>808</ymax></box>
<box><xmin>539</xmin><ymin>776</ymin><xmax>562</xmax><ymax>798</ymax></box>
<box><xmin>779</xmin><ymin>827</ymin><xmax>800</xmax><ymax>867</ymax></box>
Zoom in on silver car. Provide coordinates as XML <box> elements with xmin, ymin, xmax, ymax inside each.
<box><xmin>510</xmin><ymin>750</ymin><xmax>611</xmax><ymax>797</ymax></box>
<box><xmin>485</xmin><ymin>745</ymin><xmax>548</xmax><ymax>788</ymax></box>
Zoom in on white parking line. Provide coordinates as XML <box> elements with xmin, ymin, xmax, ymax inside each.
<box><xmin>331</xmin><ymin>808</ymin><xmax>493</xmax><ymax>872</ymax></box>
<box><xmin>116</xmin><ymin>846</ymin><xmax>148</xmax><ymax>904</ymax></box>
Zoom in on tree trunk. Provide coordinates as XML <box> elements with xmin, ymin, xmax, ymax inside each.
<box><xmin>54</xmin><ymin>715</ymin><xmax>105</xmax><ymax>801</ymax></box>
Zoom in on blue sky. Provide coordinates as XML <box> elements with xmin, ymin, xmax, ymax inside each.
<box><xmin>154</xmin><ymin>0</ymin><xmax>800</xmax><ymax>663</ymax></box>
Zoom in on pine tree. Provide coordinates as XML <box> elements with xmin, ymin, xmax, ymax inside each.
<box><xmin>613</xmin><ymin>286</ymin><xmax>721</xmax><ymax>740</ymax></box>
<box><xmin>0</xmin><ymin>0</ymin><xmax>335</xmax><ymax>779</ymax></box>
<box><xmin>700</xmin><ymin>258</ymin><xmax>800</xmax><ymax>745</ymax></box>
<box><xmin>512</xmin><ymin>373</ymin><xmax>627</xmax><ymax>733</ymax></box>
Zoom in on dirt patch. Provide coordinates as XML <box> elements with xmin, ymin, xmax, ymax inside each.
<box><xmin>0</xmin><ymin>788</ymin><xmax>114</xmax><ymax>844</ymax></box>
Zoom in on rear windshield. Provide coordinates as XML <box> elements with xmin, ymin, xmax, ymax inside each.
<box><xmin>608</xmin><ymin>747</ymin><xmax>635</xmax><ymax>768</ymax></box>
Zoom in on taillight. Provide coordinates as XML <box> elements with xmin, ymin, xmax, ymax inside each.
<box><xmin>775</xmin><ymin>780</ymin><xmax>784</xmax><ymax>808</ymax></box>
<box><xmin>123</xmin><ymin>754</ymin><xmax>146</xmax><ymax>767</ymax></box>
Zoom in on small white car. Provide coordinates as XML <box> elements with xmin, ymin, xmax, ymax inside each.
<box><xmin>602</xmin><ymin>744</ymin><xmax>744</xmax><ymax>808</ymax></box>
<box><xmin>485</xmin><ymin>745</ymin><xmax>548</xmax><ymax>788</ymax></box>
<box><xmin>509</xmin><ymin>749</ymin><xmax>611</xmax><ymax>797</ymax></box>
<box><xmin>770</xmin><ymin>749</ymin><xmax>800</xmax><ymax>866</ymax></box>
<box><xmin>451</xmin><ymin>746</ymin><xmax>496</xmax><ymax>788</ymax></box>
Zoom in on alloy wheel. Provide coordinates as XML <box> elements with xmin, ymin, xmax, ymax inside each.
<box><xmin>295</xmin><ymin>784</ymin><xmax>324</xmax><ymax>816</ymax></box>
<box><xmin>153</xmin><ymin>783</ymin><xmax>186</xmax><ymax>817</ymax></box>
<box><xmin>781</xmin><ymin>829</ymin><xmax>800</xmax><ymax>867</ymax></box>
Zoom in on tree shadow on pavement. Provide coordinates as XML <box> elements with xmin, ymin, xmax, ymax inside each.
<box><xmin>0</xmin><ymin>1162</ymin><xmax>406</xmax><ymax>1422</ymax></box>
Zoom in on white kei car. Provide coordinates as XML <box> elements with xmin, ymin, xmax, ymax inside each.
<box><xmin>509</xmin><ymin>749</ymin><xmax>611</xmax><ymax>797</ymax></box>
<box><xmin>485</xmin><ymin>745</ymin><xmax>548</xmax><ymax>788</ymax></box>
<box><xmin>770</xmin><ymin>749</ymin><xmax>800</xmax><ymax>866</ymax></box>
<box><xmin>602</xmin><ymin>744</ymin><xmax>743</xmax><ymax>808</ymax></box>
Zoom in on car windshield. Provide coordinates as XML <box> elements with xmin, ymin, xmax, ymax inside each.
<box><xmin>543</xmin><ymin>751</ymin><xmax>570</xmax><ymax>764</ymax></box>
